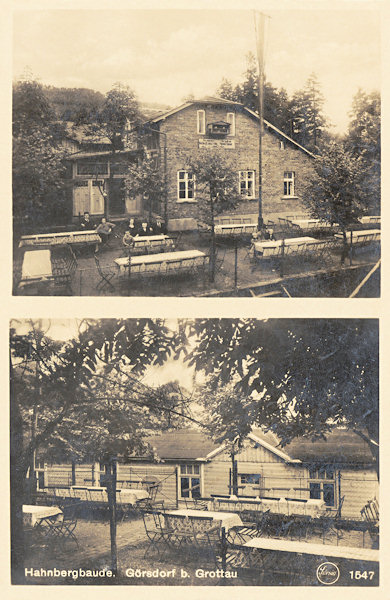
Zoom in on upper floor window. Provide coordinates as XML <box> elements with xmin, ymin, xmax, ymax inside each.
<box><xmin>179</xmin><ymin>464</ymin><xmax>201</xmax><ymax>499</ymax></box>
<box><xmin>239</xmin><ymin>170</ymin><xmax>255</xmax><ymax>199</ymax></box>
<box><xmin>226</xmin><ymin>112</ymin><xmax>235</xmax><ymax>136</ymax></box>
<box><xmin>177</xmin><ymin>170</ymin><xmax>195</xmax><ymax>202</ymax></box>
<box><xmin>283</xmin><ymin>171</ymin><xmax>295</xmax><ymax>197</ymax></box>
<box><xmin>197</xmin><ymin>110</ymin><xmax>206</xmax><ymax>135</ymax></box>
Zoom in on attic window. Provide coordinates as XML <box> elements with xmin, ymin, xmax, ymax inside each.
<box><xmin>207</xmin><ymin>121</ymin><xmax>230</xmax><ymax>137</ymax></box>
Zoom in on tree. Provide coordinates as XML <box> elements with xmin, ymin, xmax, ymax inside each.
<box><xmin>12</xmin><ymin>76</ymin><xmax>69</xmax><ymax>229</ymax></box>
<box><xmin>10</xmin><ymin>318</ymin><xmax>192</xmax><ymax>581</ymax></box>
<box><xmin>99</xmin><ymin>82</ymin><xmax>141</xmax><ymax>149</ymax></box>
<box><xmin>346</xmin><ymin>89</ymin><xmax>380</xmax><ymax>213</ymax></box>
<box><xmin>216</xmin><ymin>56</ymin><xmax>294</xmax><ymax>134</ymax></box>
<box><xmin>290</xmin><ymin>73</ymin><xmax>327</xmax><ymax>151</ymax></box>
<box><xmin>44</xmin><ymin>85</ymin><xmax>105</xmax><ymax>123</ymax></box>
<box><xmin>303</xmin><ymin>140</ymin><xmax>372</xmax><ymax>258</ymax></box>
<box><xmin>13</xmin><ymin>77</ymin><xmax>54</xmax><ymax>136</ymax></box>
<box><xmin>216</xmin><ymin>78</ymin><xmax>240</xmax><ymax>102</ymax></box>
<box><xmin>13</xmin><ymin>127</ymin><xmax>69</xmax><ymax>227</ymax></box>
<box><xmin>124</xmin><ymin>154</ymin><xmax>165</xmax><ymax>222</ymax></box>
<box><xmin>184</xmin><ymin>319</ymin><xmax>379</xmax><ymax>468</ymax></box>
<box><xmin>186</xmin><ymin>150</ymin><xmax>242</xmax><ymax>282</ymax></box>
<box><xmin>240</xmin><ymin>52</ymin><xmax>259</xmax><ymax>112</ymax></box>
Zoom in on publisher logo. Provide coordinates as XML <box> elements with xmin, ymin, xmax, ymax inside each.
<box><xmin>316</xmin><ymin>562</ymin><xmax>340</xmax><ymax>585</ymax></box>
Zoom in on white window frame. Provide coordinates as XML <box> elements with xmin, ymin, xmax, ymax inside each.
<box><xmin>178</xmin><ymin>464</ymin><xmax>202</xmax><ymax>499</ymax></box>
<box><xmin>308</xmin><ymin>466</ymin><xmax>336</xmax><ymax>507</ymax></box>
<box><xmin>177</xmin><ymin>170</ymin><xmax>196</xmax><ymax>203</ymax></box>
<box><xmin>283</xmin><ymin>171</ymin><xmax>295</xmax><ymax>197</ymax></box>
<box><xmin>197</xmin><ymin>109</ymin><xmax>206</xmax><ymax>135</ymax></box>
<box><xmin>226</xmin><ymin>112</ymin><xmax>235</xmax><ymax>136</ymax></box>
<box><xmin>239</xmin><ymin>170</ymin><xmax>256</xmax><ymax>199</ymax></box>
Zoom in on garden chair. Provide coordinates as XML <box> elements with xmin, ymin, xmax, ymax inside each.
<box><xmin>38</xmin><ymin>501</ymin><xmax>81</xmax><ymax>547</ymax></box>
<box><xmin>142</xmin><ymin>511</ymin><xmax>172</xmax><ymax>558</ymax></box>
<box><xmin>94</xmin><ymin>255</ymin><xmax>116</xmax><ymax>292</ymax></box>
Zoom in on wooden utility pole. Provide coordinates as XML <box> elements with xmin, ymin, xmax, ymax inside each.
<box><xmin>254</xmin><ymin>11</ymin><xmax>268</xmax><ymax>231</ymax></box>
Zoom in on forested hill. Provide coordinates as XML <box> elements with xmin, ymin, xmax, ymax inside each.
<box><xmin>43</xmin><ymin>85</ymin><xmax>170</xmax><ymax>123</ymax></box>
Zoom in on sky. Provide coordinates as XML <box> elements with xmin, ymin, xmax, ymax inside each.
<box><xmin>12</xmin><ymin>6</ymin><xmax>381</xmax><ymax>133</ymax></box>
<box><xmin>10</xmin><ymin>318</ymin><xmax>198</xmax><ymax>390</ymax></box>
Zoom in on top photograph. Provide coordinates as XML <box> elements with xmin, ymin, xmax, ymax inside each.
<box><xmin>12</xmin><ymin>8</ymin><xmax>381</xmax><ymax>298</ymax></box>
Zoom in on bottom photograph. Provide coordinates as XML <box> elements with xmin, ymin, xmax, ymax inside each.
<box><xmin>10</xmin><ymin>318</ymin><xmax>379</xmax><ymax>587</ymax></box>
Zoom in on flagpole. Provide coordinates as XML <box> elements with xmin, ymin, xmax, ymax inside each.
<box><xmin>254</xmin><ymin>11</ymin><xmax>266</xmax><ymax>231</ymax></box>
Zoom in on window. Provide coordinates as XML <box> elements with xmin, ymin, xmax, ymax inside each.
<box><xmin>309</xmin><ymin>466</ymin><xmax>335</xmax><ymax>507</ymax></box>
<box><xmin>179</xmin><ymin>464</ymin><xmax>201</xmax><ymax>499</ymax></box>
<box><xmin>77</xmin><ymin>162</ymin><xmax>108</xmax><ymax>175</ymax></box>
<box><xmin>240</xmin><ymin>474</ymin><xmax>261</xmax><ymax>485</ymax></box>
<box><xmin>197</xmin><ymin>110</ymin><xmax>206</xmax><ymax>135</ymax></box>
<box><xmin>226</xmin><ymin>112</ymin><xmax>235</xmax><ymax>136</ymax></box>
<box><xmin>283</xmin><ymin>171</ymin><xmax>295</xmax><ymax>196</ymax></box>
<box><xmin>177</xmin><ymin>170</ymin><xmax>195</xmax><ymax>202</ymax></box>
<box><xmin>239</xmin><ymin>171</ymin><xmax>255</xmax><ymax>198</ymax></box>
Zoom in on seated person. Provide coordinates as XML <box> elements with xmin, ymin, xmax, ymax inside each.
<box><xmin>128</xmin><ymin>218</ymin><xmax>138</xmax><ymax>237</ymax></box>
<box><xmin>80</xmin><ymin>211</ymin><xmax>94</xmax><ymax>230</ymax></box>
<box><xmin>152</xmin><ymin>219</ymin><xmax>167</xmax><ymax>235</ymax></box>
<box><xmin>137</xmin><ymin>221</ymin><xmax>154</xmax><ymax>237</ymax></box>
<box><xmin>122</xmin><ymin>230</ymin><xmax>135</xmax><ymax>249</ymax></box>
<box><xmin>96</xmin><ymin>217</ymin><xmax>115</xmax><ymax>246</ymax></box>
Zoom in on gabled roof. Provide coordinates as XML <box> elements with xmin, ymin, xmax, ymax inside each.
<box><xmin>145</xmin><ymin>96</ymin><xmax>315</xmax><ymax>158</ymax></box>
<box><xmin>283</xmin><ymin>430</ymin><xmax>375</xmax><ymax>464</ymax></box>
<box><xmin>147</xmin><ymin>428</ymin><xmax>217</xmax><ymax>460</ymax></box>
<box><xmin>145</xmin><ymin>427</ymin><xmax>375</xmax><ymax>466</ymax></box>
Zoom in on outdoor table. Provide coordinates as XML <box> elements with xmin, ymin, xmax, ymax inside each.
<box><xmin>131</xmin><ymin>234</ymin><xmax>175</xmax><ymax>253</ymax></box>
<box><xmin>17</xmin><ymin>246</ymin><xmax>77</xmax><ymax>292</ymax></box>
<box><xmin>210</xmin><ymin>496</ymin><xmax>326</xmax><ymax>518</ymax></box>
<box><xmin>114</xmin><ymin>249</ymin><xmax>208</xmax><ymax>277</ymax></box>
<box><xmin>165</xmin><ymin>509</ymin><xmax>243</xmax><ymax>530</ymax></box>
<box><xmin>68</xmin><ymin>486</ymin><xmax>149</xmax><ymax>505</ymax></box>
<box><xmin>214</xmin><ymin>223</ymin><xmax>258</xmax><ymax>235</ymax></box>
<box><xmin>20</xmin><ymin>249</ymin><xmax>52</xmax><ymax>284</ymax></box>
<box><xmin>334</xmin><ymin>229</ymin><xmax>381</xmax><ymax>243</ymax></box>
<box><xmin>253</xmin><ymin>237</ymin><xmax>317</xmax><ymax>258</ymax></box>
<box><xmin>23</xmin><ymin>504</ymin><xmax>63</xmax><ymax>528</ymax></box>
<box><xmin>243</xmin><ymin>537</ymin><xmax>379</xmax><ymax>562</ymax></box>
<box><xmin>359</xmin><ymin>216</ymin><xmax>381</xmax><ymax>224</ymax></box>
<box><xmin>288</xmin><ymin>218</ymin><xmax>337</xmax><ymax>230</ymax></box>
<box><xmin>19</xmin><ymin>230</ymin><xmax>101</xmax><ymax>248</ymax></box>
<box><xmin>117</xmin><ymin>488</ymin><xmax>149</xmax><ymax>504</ymax></box>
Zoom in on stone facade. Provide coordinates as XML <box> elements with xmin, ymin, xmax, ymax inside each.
<box><xmin>150</xmin><ymin>100</ymin><xmax>315</xmax><ymax>230</ymax></box>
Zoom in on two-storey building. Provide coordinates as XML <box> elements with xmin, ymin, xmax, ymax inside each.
<box><xmin>140</xmin><ymin>96</ymin><xmax>315</xmax><ymax>231</ymax></box>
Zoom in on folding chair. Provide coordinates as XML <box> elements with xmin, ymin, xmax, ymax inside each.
<box><xmin>43</xmin><ymin>501</ymin><xmax>81</xmax><ymax>547</ymax></box>
<box><xmin>94</xmin><ymin>255</ymin><xmax>116</xmax><ymax>292</ymax></box>
<box><xmin>142</xmin><ymin>511</ymin><xmax>172</xmax><ymax>558</ymax></box>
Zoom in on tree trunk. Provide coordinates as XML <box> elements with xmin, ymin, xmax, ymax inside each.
<box><xmin>210</xmin><ymin>195</ymin><xmax>216</xmax><ymax>283</ymax></box>
<box><xmin>341</xmin><ymin>229</ymin><xmax>348</xmax><ymax>265</ymax></box>
<box><xmin>106</xmin><ymin>459</ymin><xmax>118</xmax><ymax>574</ymax></box>
<box><xmin>231</xmin><ymin>453</ymin><xmax>238</xmax><ymax>496</ymax></box>
<box><xmin>10</xmin><ymin>357</ymin><xmax>27</xmax><ymax>584</ymax></box>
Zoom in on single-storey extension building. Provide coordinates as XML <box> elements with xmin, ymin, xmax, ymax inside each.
<box><xmin>39</xmin><ymin>428</ymin><xmax>377</xmax><ymax>520</ymax></box>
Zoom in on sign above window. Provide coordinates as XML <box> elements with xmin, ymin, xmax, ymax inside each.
<box><xmin>207</xmin><ymin>121</ymin><xmax>230</xmax><ymax>137</ymax></box>
<box><xmin>199</xmin><ymin>138</ymin><xmax>235</xmax><ymax>149</ymax></box>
